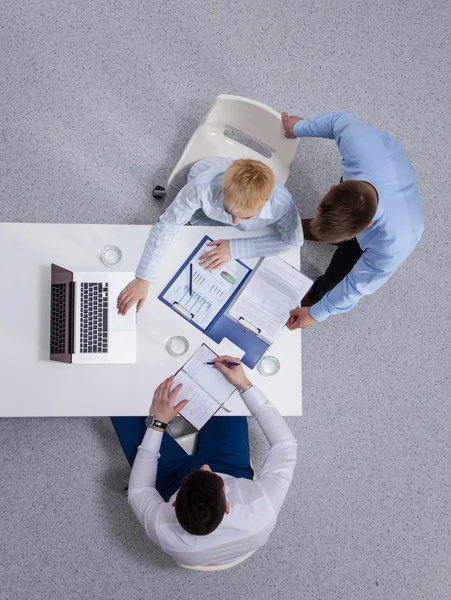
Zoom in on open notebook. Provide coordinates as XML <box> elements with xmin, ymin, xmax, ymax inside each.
<box><xmin>171</xmin><ymin>344</ymin><xmax>236</xmax><ymax>430</ymax></box>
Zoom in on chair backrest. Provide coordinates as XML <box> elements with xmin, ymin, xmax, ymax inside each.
<box><xmin>167</xmin><ymin>94</ymin><xmax>299</xmax><ymax>185</ymax></box>
<box><xmin>175</xmin><ymin>550</ymin><xmax>256</xmax><ymax>571</ymax></box>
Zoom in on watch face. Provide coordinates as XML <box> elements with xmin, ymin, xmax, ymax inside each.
<box><xmin>146</xmin><ymin>415</ymin><xmax>167</xmax><ymax>429</ymax></box>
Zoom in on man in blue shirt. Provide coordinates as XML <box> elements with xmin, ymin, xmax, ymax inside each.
<box><xmin>282</xmin><ymin>111</ymin><xmax>424</xmax><ymax>329</ymax></box>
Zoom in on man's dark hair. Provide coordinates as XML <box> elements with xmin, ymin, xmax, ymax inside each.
<box><xmin>310</xmin><ymin>181</ymin><xmax>378</xmax><ymax>243</ymax></box>
<box><xmin>175</xmin><ymin>471</ymin><xmax>226</xmax><ymax>536</ymax></box>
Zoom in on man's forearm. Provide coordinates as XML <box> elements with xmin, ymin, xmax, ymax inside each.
<box><xmin>241</xmin><ymin>385</ymin><xmax>297</xmax><ymax>515</ymax></box>
<box><xmin>127</xmin><ymin>428</ymin><xmax>165</xmax><ymax>546</ymax></box>
<box><xmin>128</xmin><ymin>428</ymin><xmax>163</xmax><ymax>492</ymax></box>
<box><xmin>241</xmin><ymin>386</ymin><xmax>296</xmax><ymax>447</ymax></box>
<box><xmin>309</xmin><ymin>250</ymin><xmax>403</xmax><ymax>321</ymax></box>
<box><xmin>293</xmin><ymin>112</ymin><xmax>341</xmax><ymax>140</ymax></box>
<box><xmin>136</xmin><ymin>183</ymin><xmax>201</xmax><ymax>281</ymax></box>
<box><xmin>293</xmin><ymin>112</ymin><xmax>376</xmax><ymax>160</ymax></box>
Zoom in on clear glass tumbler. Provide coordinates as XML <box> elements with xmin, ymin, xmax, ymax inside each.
<box><xmin>100</xmin><ymin>245</ymin><xmax>122</xmax><ymax>266</ymax></box>
<box><xmin>257</xmin><ymin>355</ymin><xmax>281</xmax><ymax>377</ymax></box>
<box><xmin>166</xmin><ymin>336</ymin><xmax>189</xmax><ymax>357</ymax></box>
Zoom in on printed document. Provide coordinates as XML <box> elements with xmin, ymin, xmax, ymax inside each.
<box><xmin>162</xmin><ymin>239</ymin><xmax>249</xmax><ymax>329</ymax></box>
<box><xmin>227</xmin><ymin>256</ymin><xmax>312</xmax><ymax>344</ymax></box>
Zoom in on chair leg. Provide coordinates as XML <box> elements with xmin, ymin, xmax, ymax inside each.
<box><xmin>152</xmin><ymin>185</ymin><xmax>166</xmax><ymax>200</ymax></box>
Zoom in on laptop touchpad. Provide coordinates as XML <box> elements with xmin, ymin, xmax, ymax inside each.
<box><xmin>111</xmin><ymin>310</ymin><xmax>135</xmax><ymax>332</ymax></box>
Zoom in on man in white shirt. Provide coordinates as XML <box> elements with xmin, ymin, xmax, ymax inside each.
<box><xmin>116</xmin><ymin>157</ymin><xmax>303</xmax><ymax>315</ymax></box>
<box><xmin>111</xmin><ymin>356</ymin><xmax>297</xmax><ymax>567</ymax></box>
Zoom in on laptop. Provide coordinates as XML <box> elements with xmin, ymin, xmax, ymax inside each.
<box><xmin>50</xmin><ymin>264</ymin><xmax>136</xmax><ymax>364</ymax></box>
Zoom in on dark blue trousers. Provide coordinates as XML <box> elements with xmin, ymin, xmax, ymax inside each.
<box><xmin>111</xmin><ymin>416</ymin><xmax>254</xmax><ymax>501</ymax></box>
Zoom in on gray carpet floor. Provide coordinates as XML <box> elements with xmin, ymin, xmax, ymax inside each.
<box><xmin>1</xmin><ymin>1</ymin><xmax>450</xmax><ymax>599</ymax></box>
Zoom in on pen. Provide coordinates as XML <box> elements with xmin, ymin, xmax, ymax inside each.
<box><xmin>189</xmin><ymin>263</ymin><xmax>193</xmax><ymax>296</ymax></box>
<box><xmin>205</xmin><ymin>361</ymin><xmax>241</xmax><ymax>367</ymax></box>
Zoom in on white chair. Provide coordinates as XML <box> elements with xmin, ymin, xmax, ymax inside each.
<box><xmin>165</xmin><ymin>94</ymin><xmax>300</xmax><ymax>188</ymax></box>
<box><xmin>175</xmin><ymin>550</ymin><xmax>256</xmax><ymax>571</ymax></box>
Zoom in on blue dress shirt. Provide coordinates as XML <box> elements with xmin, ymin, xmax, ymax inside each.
<box><xmin>294</xmin><ymin>112</ymin><xmax>424</xmax><ymax>322</ymax></box>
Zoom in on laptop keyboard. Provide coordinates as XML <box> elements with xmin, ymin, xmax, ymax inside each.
<box><xmin>50</xmin><ymin>283</ymin><xmax>67</xmax><ymax>354</ymax></box>
<box><xmin>79</xmin><ymin>282</ymin><xmax>109</xmax><ymax>353</ymax></box>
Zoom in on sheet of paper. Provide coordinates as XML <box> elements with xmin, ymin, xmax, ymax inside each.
<box><xmin>182</xmin><ymin>344</ymin><xmax>235</xmax><ymax>404</ymax></box>
<box><xmin>162</xmin><ymin>239</ymin><xmax>249</xmax><ymax>329</ymax></box>
<box><xmin>171</xmin><ymin>370</ymin><xmax>219</xmax><ymax>430</ymax></box>
<box><xmin>227</xmin><ymin>256</ymin><xmax>312</xmax><ymax>344</ymax></box>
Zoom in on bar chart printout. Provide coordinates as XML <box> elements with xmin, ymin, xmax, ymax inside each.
<box><xmin>161</xmin><ymin>240</ymin><xmax>249</xmax><ymax>329</ymax></box>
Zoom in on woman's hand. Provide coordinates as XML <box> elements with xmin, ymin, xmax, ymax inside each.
<box><xmin>117</xmin><ymin>278</ymin><xmax>150</xmax><ymax>315</ymax></box>
<box><xmin>198</xmin><ymin>240</ymin><xmax>231</xmax><ymax>270</ymax></box>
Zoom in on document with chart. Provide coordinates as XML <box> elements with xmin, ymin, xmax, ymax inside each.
<box><xmin>226</xmin><ymin>256</ymin><xmax>313</xmax><ymax>344</ymax></box>
<box><xmin>159</xmin><ymin>236</ymin><xmax>251</xmax><ymax>330</ymax></box>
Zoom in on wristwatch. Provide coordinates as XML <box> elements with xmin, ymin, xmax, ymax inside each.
<box><xmin>145</xmin><ymin>414</ymin><xmax>168</xmax><ymax>430</ymax></box>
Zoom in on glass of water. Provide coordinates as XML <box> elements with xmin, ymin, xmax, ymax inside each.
<box><xmin>100</xmin><ymin>245</ymin><xmax>122</xmax><ymax>267</ymax></box>
<box><xmin>257</xmin><ymin>355</ymin><xmax>281</xmax><ymax>377</ymax></box>
<box><xmin>166</xmin><ymin>336</ymin><xmax>189</xmax><ymax>357</ymax></box>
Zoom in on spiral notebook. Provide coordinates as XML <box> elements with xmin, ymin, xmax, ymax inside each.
<box><xmin>171</xmin><ymin>344</ymin><xmax>236</xmax><ymax>430</ymax></box>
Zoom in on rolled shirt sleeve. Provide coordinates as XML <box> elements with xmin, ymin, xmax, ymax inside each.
<box><xmin>293</xmin><ymin>111</ymin><xmax>374</xmax><ymax>155</ymax></box>
<box><xmin>127</xmin><ymin>429</ymin><xmax>165</xmax><ymax>545</ymax></box>
<box><xmin>229</xmin><ymin>201</ymin><xmax>303</xmax><ymax>260</ymax></box>
<box><xmin>135</xmin><ymin>181</ymin><xmax>202</xmax><ymax>281</ymax></box>
<box><xmin>309</xmin><ymin>248</ymin><xmax>410</xmax><ymax>321</ymax></box>
<box><xmin>240</xmin><ymin>386</ymin><xmax>298</xmax><ymax>516</ymax></box>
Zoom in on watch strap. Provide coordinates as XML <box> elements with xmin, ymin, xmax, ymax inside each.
<box><xmin>146</xmin><ymin>414</ymin><xmax>168</xmax><ymax>430</ymax></box>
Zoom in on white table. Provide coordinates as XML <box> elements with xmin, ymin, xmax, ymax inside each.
<box><xmin>0</xmin><ymin>223</ymin><xmax>302</xmax><ymax>417</ymax></box>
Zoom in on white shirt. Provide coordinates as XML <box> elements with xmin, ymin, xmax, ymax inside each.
<box><xmin>128</xmin><ymin>386</ymin><xmax>298</xmax><ymax>567</ymax></box>
<box><xmin>136</xmin><ymin>157</ymin><xmax>303</xmax><ymax>281</ymax></box>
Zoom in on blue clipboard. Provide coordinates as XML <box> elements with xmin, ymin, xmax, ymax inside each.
<box><xmin>158</xmin><ymin>235</ymin><xmax>270</xmax><ymax>368</ymax></box>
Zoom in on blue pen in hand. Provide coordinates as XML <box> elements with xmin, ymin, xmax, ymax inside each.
<box><xmin>205</xmin><ymin>361</ymin><xmax>241</xmax><ymax>367</ymax></box>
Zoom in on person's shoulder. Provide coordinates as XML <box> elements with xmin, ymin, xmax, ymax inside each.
<box><xmin>189</xmin><ymin>157</ymin><xmax>231</xmax><ymax>186</ymax></box>
<box><xmin>343</xmin><ymin>127</ymin><xmax>401</xmax><ymax>174</ymax></box>
<box><xmin>193</xmin><ymin>156</ymin><xmax>232</xmax><ymax>173</ymax></box>
<box><xmin>268</xmin><ymin>182</ymin><xmax>299</xmax><ymax>221</ymax></box>
<box><xmin>227</xmin><ymin>479</ymin><xmax>279</xmax><ymax>524</ymax></box>
<box><xmin>364</xmin><ymin>190</ymin><xmax>424</xmax><ymax>254</ymax></box>
<box><xmin>272</xmin><ymin>180</ymin><xmax>294</xmax><ymax>204</ymax></box>
<box><xmin>377</xmin><ymin>175</ymin><xmax>423</xmax><ymax>219</ymax></box>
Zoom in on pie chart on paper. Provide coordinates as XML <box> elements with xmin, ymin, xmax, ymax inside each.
<box><xmin>220</xmin><ymin>271</ymin><xmax>236</xmax><ymax>284</ymax></box>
